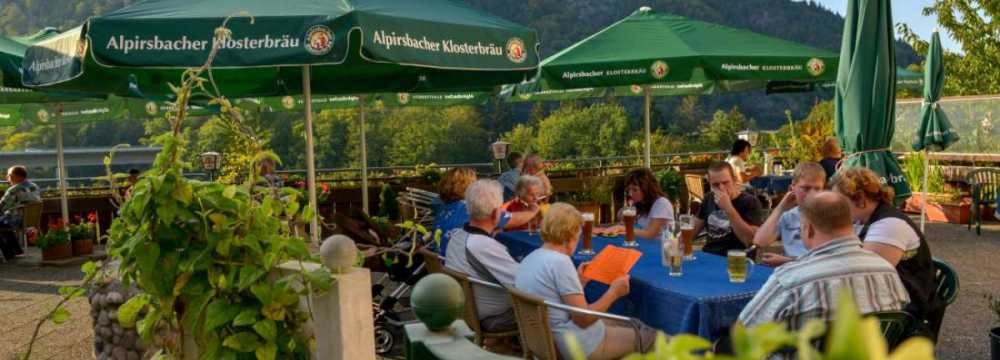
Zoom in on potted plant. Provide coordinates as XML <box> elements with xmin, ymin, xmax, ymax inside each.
<box><xmin>69</xmin><ymin>212</ymin><xmax>97</xmax><ymax>256</ymax></box>
<box><xmin>573</xmin><ymin>177</ymin><xmax>614</xmax><ymax>222</ymax></box>
<box><xmin>902</xmin><ymin>153</ymin><xmax>971</xmax><ymax>224</ymax></box>
<box><xmin>38</xmin><ymin>220</ymin><xmax>72</xmax><ymax>261</ymax></box>
<box><xmin>990</xmin><ymin>294</ymin><xmax>1000</xmax><ymax>360</ymax></box>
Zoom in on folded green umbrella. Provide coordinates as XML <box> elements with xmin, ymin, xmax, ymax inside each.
<box><xmin>834</xmin><ymin>0</ymin><xmax>910</xmax><ymax>200</ymax></box>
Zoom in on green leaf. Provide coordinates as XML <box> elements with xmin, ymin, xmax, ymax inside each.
<box><xmin>233</xmin><ymin>308</ymin><xmax>259</xmax><ymax>326</ymax></box>
<box><xmin>255</xmin><ymin>341</ymin><xmax>277</xmax><ymax>360</ymax></box>
<box><xmin>223</xmin><ymin>185</ymin><xmax>238</xmax><ymax>199</ymax></box>
<box><xmin>253</xmin><ymin>319</ymin><xmax>277</xmax><ymax>341</ymax></box>
<box><xmin>182</xmin><ymin>290</ymin><xmax>214</xmax><ymax>334</ymax></box>
<box><xmin>665</xmin><ymin>333</ymin><xmax>711</xmax><ymax>354</ymax></box>
<box><xmin>137</xmin><ymin>307</ymin><xmax>161</xmax><ymax>342</ymax></box>
<box><xmin>58</xmin><ymin>286</ymin><xmax>85</xmax><ymax>299</ymax></box>
<box><xmin>118</xmin><ymin>295</ymin><xmax>150</xmax><ymax>328</ymax></box>
<box><xmin>81</xmin><ymin>261</ymin><xmax>98</xmax><ymax>279</ymax></box>
<box><xmin>825</xmin><ymin>289</ymin><xmax>867</xmax><ymax>360</ymax></box>
<box><xmin>237</xmin><ymin>266</ymin><xmax>266</xmax><ymax>291</ymax></box>
<box><xmin>223</xmin><ymin>331</ymin><xmax>260</xmax><ymax>352</ymax></box>
<box><xmin>250</xmin><ymin>283</ymin><xmax>273</xmax><ymax>305</ymax></box>
<box><xmin>50</xmin><ymin>307</ymin><xmax>70</xmax><ymax>324</ymax></box>
<box><xmin>172</xmin><ymin>180</ymin><xmax>194</xmax><ymax>205</ymax></box>
<box><xmin>305</xmin><ymin>268</ymin><xmax>333</xmax><ymax>292</ymax></box>
<box><xmin>204</xmin><ymin>299</ymin><xmax>241</xmax><ymax>331</ymax></box>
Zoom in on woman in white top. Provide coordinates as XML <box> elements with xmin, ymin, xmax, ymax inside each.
<box><xmin>600</xmin><ymin>168</ymin><xmax>675</xmax><ymax>239</ymax></box>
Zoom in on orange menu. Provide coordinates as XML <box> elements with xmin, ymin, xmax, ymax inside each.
<box><xmin>582</xmin><ymin>245</ymin><xmax>642</xmax><ymax>285</ymax></box>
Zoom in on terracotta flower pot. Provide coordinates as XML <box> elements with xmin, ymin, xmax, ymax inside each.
<box><xmin>42</xmin><ymin>243</ymin><xmax>73</xmax><ymax>261</ymax></box>
<box><xmin>904</xmin><ymin>192</ymin><xmax>970</xmax><ymax>224</ymax></box>
<box><xmin>73</xmin><ymin>239</ymin><xmax>94</xmax><ymax>256</ymax></box>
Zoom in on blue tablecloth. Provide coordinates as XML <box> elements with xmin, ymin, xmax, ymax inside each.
<box><xmin>750</xmin><ymin>175</ymin><xmax>793</xmax><ymax>194</ymax></box>
<box><xmin>497</xmin><ymin>231</ymin><xmax>773</xmax><ymax>340</ymax></box>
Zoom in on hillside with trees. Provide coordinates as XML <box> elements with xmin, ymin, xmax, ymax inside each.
<box><xmin>2</xmin><ymin>0</ymin><xmax>979</xmax><ymax>180</ymax></box>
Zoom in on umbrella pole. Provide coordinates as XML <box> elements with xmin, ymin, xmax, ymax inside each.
<box><xmin>302</xmin><ymin>65</ymin><xmax>319</xmax><ymax>243</ymax></box>
<box><xmin>643</xmin><ymin>86</ymin><xmax>652</xmax><ymax>168</ymax></box>
<box><xmin>55</xmin><ymin>114</ymin><xmax>69</xmax><ymax>224</ymax></box>
<box><xmin>921</xmin><ymin>150</ymin><xmax>929</xmax><ymax>232</ymax></box>
<box><xmin>359</xmin><ymin>96</ymin><xmax>369</xmax><ymax>215</ymax></box>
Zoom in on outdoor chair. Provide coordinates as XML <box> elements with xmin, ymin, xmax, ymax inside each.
<box><xmin>418</xmin><ymin>247</ymin><xmax>444</xmax><ymax>274</ymax></box>
<box><xmin>440</xmin><ymin>266</ymin><xmax>520</xmax><ymax>348</ymax></box>
<box><xmin>0</xmin><ymin>201</ymin><xmax>43</xmax><ymax>253</ymax></box>
<box><xmin>508</xmin><ymin>288</ymin><xmax>559</xmax><ymax>360</ymax></box>
<box><xmin>872</xmin><ymin>310</ymin><xmax>915</xmax><ymax>349</ymax></box>
<box><xmin>684</xmin><ymin>174</ymin><xmax>705</xmax><ymax>214</ymax></box>
<box><xmin>965</xmin><ymin>168</ymin><xmax>1000</xmax><ymax>235</ymax></box>
<box><xmin>400</xmin><ymin>187</ymin><xmax>439</xmax><ymax>228</ymax></box>
<box><xmin>933</xmin><ymin>258</ymin><xmax>960</xmax><ymax>306</ymax></box>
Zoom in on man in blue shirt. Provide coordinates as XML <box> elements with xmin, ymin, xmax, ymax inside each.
<box><xmin>752</xmin><ymin>162</ymin><xmax>826</xmax><ymax>266</ymax></box>
<box><xmin>497</xmin><ymin>152</ymin><xmax>523</xmax><ymax>202</ymax></box>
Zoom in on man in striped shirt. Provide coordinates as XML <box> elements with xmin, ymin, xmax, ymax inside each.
<box><xmin>738</xmin><ymin>191</ymin><xmax>909</xmax><ymax>332</ymax></box>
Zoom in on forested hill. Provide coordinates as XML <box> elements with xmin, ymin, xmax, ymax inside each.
<box><xmin>1</xmin><ymin>0</ymin><xmax>918</xmax><ymax>65</ymax></box>
<box><xmin>0</xmin><ymin>0</ymin><xmax>920</xmax><ymax>129</ymax></box>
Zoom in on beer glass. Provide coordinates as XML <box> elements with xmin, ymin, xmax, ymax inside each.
<box><xmin>678</xmin><ymin>214</ymin><xmax>695</xmax><ymax>260</ymax></box>
<box><xmin>578</xmin><ymin>212</ymin><xmax>595</xmax><ymax>255</ymax></box>
<box><xmin>668</xmin><ymin>253</ymin><xmax>683</xmax><ymax>277</ymax></box>
<box><xmin>726</xmin><ymin>249</ymin><xmax>754</xmax><ymax>283</ymax></box>
<box><xmin>622</xmin><ymin>207</ymin><xmax>638</xmax><ymax>247</ymax></box>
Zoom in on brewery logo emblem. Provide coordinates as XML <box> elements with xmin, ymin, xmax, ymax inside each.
<box><xmin>650</xmin><ymin>60</ymin><xmax>669</xmax><ymax>79</ymax></box>
<box><xmin>506</xmin><ymin>38</ymin><xmax>527</xmax><ymax>64</ymax></box>
<box><xmin>807</xmin><ymin>58</ymin><xmax>826</xmax><ymax>76</ymax></box>
<box><xmin>397</xmin><ymin>92</ymin><xmax>411</xmax><ymax>105</ymax></box>
<box><xmin>36</xmin><ymin>109</ymin><xmax>49</xmax><ymax>123</ymax></box>
<box><xmin>145</xmin><ymin>101</ymin><xmax>158</xmax><ymax>116</ymax></box>
<box><xmin>281</xmin><ymin>96</ymin><xmax>296</xmax><ymax>109</ymax></box>
<box><xmin>630</xmin><ymin>85</ymin><xmax>643</xmax><ymax>94</ymax></box>
<box><xmin>305</xmin><ymin>25</ymin><xmax>333</xmax><ymax>56</ymax></box>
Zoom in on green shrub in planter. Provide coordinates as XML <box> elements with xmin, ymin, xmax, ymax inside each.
<box><xmin>655</xmin><ymin>170</ymin><xmax>684</xmax><ymax>202</ymax></box>
<box><xmin>37</xmin><ymin>225</ymin><xmax>71</xmax><ymax>250</ymax></box>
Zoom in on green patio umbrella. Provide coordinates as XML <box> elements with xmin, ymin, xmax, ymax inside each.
<box><xmin>912</xmin><ymin>30</ymin><xmax>958</xmax><ymax>231</ymax></box>
<box><xmin>506</xmin><ymin>7</ymin><xmax>838</xmax><ymax>167</ymax></box>
<box><xmin>835</xmin><ymin>0</ymin><xmax>910</xmax><ymax>201</ymax></box>
<box><xmin>22</xmin><ymin>0</ymin><xmax>539</xmax><ymax>241</ymax></box>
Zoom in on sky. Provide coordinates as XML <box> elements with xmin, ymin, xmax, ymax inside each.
<box><xmin>803</xmin><ymin>0</ymin><xmax>962</xmax><ymax>53</ymax></box>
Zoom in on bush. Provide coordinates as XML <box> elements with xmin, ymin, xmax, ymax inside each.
<box><xmin>655</xmin><ymin>170</ymin><xmax>684</xmax><ymax>202</ymax></box>
<box><xmin>37</xmin><ymin>225</ymin><xmax>70</xmax><ymax>250</ymax></box>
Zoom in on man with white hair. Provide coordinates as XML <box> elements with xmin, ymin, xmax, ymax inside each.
<box><xmin>444</xmin><ymin>179</ymin><xmax>520</xmax><ymax>332</ymax></box>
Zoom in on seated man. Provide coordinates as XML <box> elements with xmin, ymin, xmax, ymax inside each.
<box><xmin>726</xmin><ymin>139</ymin><xmax>762</xmax><ymax>184</ymax></box>
<box><xmin>692</xmin><ymin>161</ymin><xmax>763</xmax><ymax>256</ymax></box>
<box><xmin>444</xmin><ymin>179</ymin><xmax>520</xmax><ymax>332</ymax></box>
<box><xmin>739</xmin><ymin>191</ymin><xmax>909</xmax><ymax>333</ymax></box>
<box><xmin>752</xmin><ymin>162</ymin><xmax>826</xmax><ymax>266</ymax></box>
<box><xmin>501</xmin><ymin>175</ymin><xmax>542</xmax><ymax>231</ymax></box>
<box><xmin>497</xmin><ymin>152</ymin><xmax>523</xmax><ymax>202</ymax></box>
<box><xmin>0</xmin><ymin>165</ymin><xmax>41</xmax><ymax>259</ymax></box>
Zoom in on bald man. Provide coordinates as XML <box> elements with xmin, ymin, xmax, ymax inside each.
<box><xmin>739</xmin><ymin>191</ymin><xmax>909</xmax><ymax>332</ymax></box>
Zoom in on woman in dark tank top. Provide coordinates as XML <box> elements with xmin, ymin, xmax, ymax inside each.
<box><xmin>831</xmin><ymin>168</ymin><xmax>944</xmax><ymax>341</ymax></box>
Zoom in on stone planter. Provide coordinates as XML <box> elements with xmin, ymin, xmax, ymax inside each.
<box><xmin>73</xmin><ymin>239</ymin><xmax>95</xmax><ymax>256</ymax></box>
<box><xmin>991</xmin><ymin>327</ymin><xmax>1000</xmax><ymax>360</ymax></box>
<box><xmin>88</xmin><ymin>279</ymin><xmax>147</xmax><ymax>360</ymax></box>
<box><xmin>41</xmin><ymin>243</ymin><xmax>72</xmax><ymax>261</ymax></box>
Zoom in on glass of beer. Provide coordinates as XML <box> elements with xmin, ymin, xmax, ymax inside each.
<box><xmin>727</xmin><ymin>249</ymin><xmax>754</xmax><ymax>283</ymax></box>
<box><xmin>668</xmin><ymin>252</ymin><xmax>683</xmax><ymax>277</ymax></box>
<box><xmin>622</xmin><ymin>207</ymin><xmax>638</xmax><ymax>247</ymax></box>
<box><xmin>678</xmin><ymin>215</ymin><xmax>695</xmax><ymax>260</ymax></box>
<box><xmin>578</xmin><ymin>212</ymin><xmax>595</xmax><ymax>255</ymax></box>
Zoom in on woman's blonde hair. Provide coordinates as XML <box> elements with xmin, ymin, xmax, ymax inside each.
<box><xmin>437</xmin><ymin>167</ymin><xmax>477</xmax><ymax>203</ymax></box>
<box><xmin>541</xmin><ymin>203</ymin><xmax>582</xmax><ymax>245</ymax></box>
<box><xmin>830</xmin><ymin>167</ymin><xmax>894</xmax><ymax>207</ymax></box>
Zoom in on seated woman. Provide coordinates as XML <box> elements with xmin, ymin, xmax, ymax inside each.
<box><xmin>599</xmin><ymin>168</ymin><xmax>675</xmax><ymax>239</ymax></box>
<box><xmin>501</xmin><ymin>175</ymin><xmax>543</xmax><ymax>231</ymax></box>
<box><xmin>522</xmin><ymin>154</ymin><xmax>553</xmax><ymax>199</ymax></box>
<box><xmin>433</xmin><ymin>168</ymin><xmax>538</xmax><ymax>251</ymax></box>
<box><xmin>831</xmin><ymin>167</ymin><xmax>944</xmax><ymax>340</ymax></box>
<box><xmin>515</xmin><ymin>203</ymin><xmax>652</xmax><ymax>359</ymax></box>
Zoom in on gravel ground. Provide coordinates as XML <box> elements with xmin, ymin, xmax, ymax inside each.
<box><xmin>1</xmin><ymin>221</ymin><xmax>997</xmax><ymax>359</ymax></box>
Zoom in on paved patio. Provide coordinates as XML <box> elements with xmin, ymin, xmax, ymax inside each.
<box><xmin>1</xmin><ymin>221</ymin><xmax>998</xmax><ymax>359</ymax></box>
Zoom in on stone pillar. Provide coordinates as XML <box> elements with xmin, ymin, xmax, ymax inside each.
<box><xmin>277</xmin><ymin>235</ymin><xmax>375</xmax><ymax>360</ymax></box>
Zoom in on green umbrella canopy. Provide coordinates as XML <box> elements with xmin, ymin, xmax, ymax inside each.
<box><xmin>897</xmin><ymin>66</ymin><xmax>924</xmax><ymax>89</ymax></box>
<box><xmin>526</xmin><ymin>7</ymin><xmax>837</xmax><ymax>92</ymax></box>
<box><xmin>912</xmin><ymin>31</ymin><xmax>958</xmax><ymax>151</ymax></box>
<box><xmin>22</xmin><ymin>0</ymin><xmax>539</xmax><ymax>97</ymax></box>
<box><xmin>835</xmin><ymin>0</ymin><xmax>910</xmax><ymax>200</ymax></box>
<box><xmin>242</xmin><ymin>91</ymin><xmax>490</xmax><ymax>112</ymax></box>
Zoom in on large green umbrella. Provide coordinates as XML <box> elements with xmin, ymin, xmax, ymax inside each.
<box><xmin>23</xmin><ymin>0</ymin><xmax>539</xmax><ymax>241</ymax></box>
<box><xmin>507</xmin><ymin>7</ymin><xmax>837</xmax><ymax>167</ymax></box>
<box><xmin>835</xmin><ymin>0</ymin><xmax>910</xmax><ymax>200</ymax></box>
<box><xmin>912</xmin><ymin>30</ymin><xmax>958</xmax><ymax>231</ymax></box>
